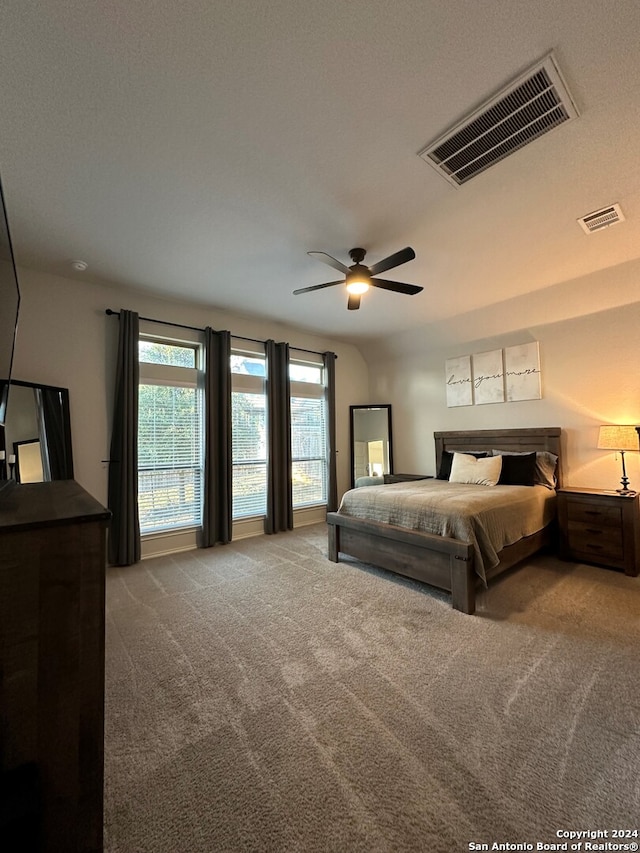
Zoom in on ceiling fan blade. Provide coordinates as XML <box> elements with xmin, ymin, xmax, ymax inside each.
<box><xmin>347</xmin><ymin>293</ymin><xmax>361</xmax><ymax>310</ymax></box>
<box><xmin>308</xmin><ymin>251</ymin><xmax>350</xmax><ymax>275</ymax></box>
<box><xmin>368</xmin><ymin>247</ymin><xmax>415</xmax><ymax>276</ymax></box>
<box><xmin>369</xmin><ymin>278</ymin><xmax>423</xmax><ymax>296</ymax></box>
<box><xmin>293</xmin><ymin>280</ymin><xmax>343</xmax><ymax>295</ymax></box>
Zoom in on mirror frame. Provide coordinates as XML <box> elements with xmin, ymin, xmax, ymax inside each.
<box><xmin>1</xmin><ymin>378</ymin><xmax>74</xmax><ymax>482</ymax></box>
<box><xmin>349</xmin><ymin>404</ymin><xmax>394</xmax><ymax>489</ymax></box>
<box><xmin>0</xmin><ymin>177</ymin><xmax>21</xmax><ymax>429</ymax></box>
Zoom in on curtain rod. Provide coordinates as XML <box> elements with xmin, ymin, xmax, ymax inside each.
<box><xmin>104</xmin><ymin>309</ymin><xmax>334</xmax><ymax>359</ymax></box>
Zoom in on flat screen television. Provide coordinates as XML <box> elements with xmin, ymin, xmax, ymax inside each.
<box><xmin>0</xmin><ymin>175</ymin><xmax>21</xmax><ymax>429</ymax></box>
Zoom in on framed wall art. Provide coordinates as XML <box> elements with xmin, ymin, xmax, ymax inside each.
<box><xmin>472</xmin><ymin>349</ymin><xmax>504</xmax><ymax>405</ymax></box>
<box><xmin>445</xmin><ymin>342</ymin><xmax>542</xmax><ymax>406</ymax></box>
<box><xmin>505</xmin><ymin>342</ymin><xmax>541</xmax><ymax>401</ymax></box>
<box><xmin>445</xmin><ymin>355</ymin><xmax>472</xmax><ymax>407</ymax></box>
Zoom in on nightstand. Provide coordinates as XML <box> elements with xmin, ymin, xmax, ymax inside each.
<box><xmin>557</xmin><ymin>487</ymin><xmax>640</xmax><ymax>576</ymax></box>
<box><xmin>383</xmin><ymin>474</ymin><xmax>432</xmax><ymax>484</ymax></box>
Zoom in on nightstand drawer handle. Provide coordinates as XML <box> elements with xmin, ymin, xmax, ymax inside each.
<box><xmin>587</xmin><ymin>543</ymin><xmax>603</xmax><ymax>551</ymax></box>
<box><xmin>585</xmin><ymin>528</ymin><xmax>602</xmax><ymax>534</ymax></box>
<box><xmin>584</xmin><ymin>510</ymin><xmax>602</xmax><ymax>517</ymax></box>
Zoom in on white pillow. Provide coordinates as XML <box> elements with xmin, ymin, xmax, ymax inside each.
<box><xmin>449</xmin><ymin>452</ymin><xmax>502</xmax><ymax>486</ymax></box>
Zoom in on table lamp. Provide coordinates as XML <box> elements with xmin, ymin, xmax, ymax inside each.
<box><xmin>597</xmin><ymin>425</ymin><xmax>638</xmax><ymax>495</ymax></box>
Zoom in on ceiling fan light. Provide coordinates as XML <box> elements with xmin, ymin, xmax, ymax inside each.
<box><xmin>346</xmin><ymin>280</ymin><xmax>369</xmax><ymax>295</ymax></box>
<box><xmin>346</xmin><ymin>270</ymin><xmax>370</xmax><ymax>295</ymax></box>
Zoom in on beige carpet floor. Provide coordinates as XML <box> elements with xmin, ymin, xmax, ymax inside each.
<box><xmin>104</xmin><ymin>523</ymin><xmax>639</xmax><ymax>852</ymax></box>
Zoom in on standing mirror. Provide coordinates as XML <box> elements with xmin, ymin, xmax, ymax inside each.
<box><xmin>350</xmin><ymin>404</ymin><xmax>393</xmax><ymax>488</ymax></box>
<box><xmin>1</xmin><ymin>379</ymin><xmax>74</xmax><ymax>483</ymax></box>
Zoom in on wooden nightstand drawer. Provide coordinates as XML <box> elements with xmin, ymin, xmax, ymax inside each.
<box><xmin>567</xmin><ymin>520</ymin><xmax>623</xmax><ymax>561</ymax></box>
<box><xmin>565</xmin><ymin>499</ymin><xmax>621</xmax><ymax>527</ymax></box>
<box><xmin>557</xmin><ymin>488</ymin><xmax>640</xmax><ymax>576</ymax></box>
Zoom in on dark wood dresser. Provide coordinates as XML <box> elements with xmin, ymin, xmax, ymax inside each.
<box><xmin>0</xmin><ymin>480</ymin><xmax>110</xmax><ymax>852</ymax></box>
<box><xmin>557</xmin><ymin>487</ymin><xmax>640</xmax><ymax>576</ymax></box>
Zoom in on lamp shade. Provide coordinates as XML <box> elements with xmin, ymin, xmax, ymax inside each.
<box><xmin>597</xmin><ymin>424</ymin><xmax>638</xmax><ymax>451</ymax></box>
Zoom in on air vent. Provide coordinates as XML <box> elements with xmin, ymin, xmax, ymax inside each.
<box><xmin>418</xmin><ymin>53</ymin><xmax>579</xmax><ymax>186</ymax></box>
<box><xmin>577</xmin><ymin>203</ymin><xmax>625</xmax><ymax>234</ymax></box>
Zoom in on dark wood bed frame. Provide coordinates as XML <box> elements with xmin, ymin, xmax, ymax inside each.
<box><xmin>327</xmin><ymin>427</ymin><xmax>562</xmax><ymax>614</ymax></box>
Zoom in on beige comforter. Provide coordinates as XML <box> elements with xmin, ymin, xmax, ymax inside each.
<box><xmin>338</xmin><ymin>479</ymin><xmax>556</xmax><ymax>583</ymax></box>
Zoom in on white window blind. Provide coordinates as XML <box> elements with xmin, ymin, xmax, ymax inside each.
<box><xmin>291</xmin><ymin>395</ymin><xmax>327</xmax><ymax>506</ymax></box>
<box><xmin>290</xmin><ymin>352</ymin><xmax>327</xmax><ymax>509</ymax></box>
<box><xmin>138</xmin><ymin>337</ymin><xmax>203</xmax><ymax>534</ymax></box>
<box><xmin>231</xmin><ymin>344</ymin><xmax>267</xmax><ymax>519</ymax></box>
<box><xmin>232</xmin><ymin>389</ymin><xmax>267</xmax><ymax>518</ymax></box>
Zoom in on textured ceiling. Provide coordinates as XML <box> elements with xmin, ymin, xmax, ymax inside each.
<box><xmin>2</xmin><ymin>0</ymin><xmax>640</xmax><ymax>343</ymax></box>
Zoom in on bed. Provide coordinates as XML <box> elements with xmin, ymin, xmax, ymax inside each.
<box><xmin>327</xmin><ymin>427</ymin><xmax>562</xmax><ymax>614</ymax></box>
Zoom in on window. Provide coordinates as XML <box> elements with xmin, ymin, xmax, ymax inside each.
<box><xmin>136</xmin><ymin>334</ymin><xmax>328</xmax><ymax>531</ymax></box>
<box><xmin>139</xmin><ymin>340</ymin><xmax>196</xmax><ymax>368</ymax></box>
<box><xmin>138</xmin><ymin>337</ymin><xmax>203</xmax><ymax>534</ymax></box>
<box><xmin>231</xmin><ymin>346</ymin><xmax>267</xmax><ymax>518</ymax></box>
<box><xmin>290</xmin><ymin>353</ymin><xmax>327</xmax><ymax>508</ymax></box>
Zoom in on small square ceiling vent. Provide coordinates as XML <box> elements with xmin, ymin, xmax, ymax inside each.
<box><xmin>577</xmin><ymin>203</ymin><xmax>625</xmax><ymax>234</ymax></box>
<box><xmin>418</xmin><ymin>53</ymin><xmax>579</xmax><ymax>186</ymax></box>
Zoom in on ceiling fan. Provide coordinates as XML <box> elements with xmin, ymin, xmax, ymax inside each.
<box><xmin>293</xmin><ymin>246</ymin><xmax>423</xmax><ymax>310</ymax></box>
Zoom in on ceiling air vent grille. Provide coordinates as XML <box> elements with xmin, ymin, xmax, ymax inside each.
<box><xmin>577</xmin><ymin>204</ymin><xmax>625</xmax><ymax>234</ymax></box>
<box><xmin>418</xmin><ymin>53</ymin><xmax>579</xmax><ymax>186</ymax></box>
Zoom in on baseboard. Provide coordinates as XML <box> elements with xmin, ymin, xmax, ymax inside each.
<box><xmin>293</xmin><ymin>505</ymin><xmax>326</xmax><ymax>527</ymax></box>
<box><xmin>141</xmin><ymin>528</ymin><xmax>198</xmax><ymax>559</ymax></box>
<box><xmin>141</xmin><ymin>506</ymin><xmax>327</xmax><ymax>558</ymax></box>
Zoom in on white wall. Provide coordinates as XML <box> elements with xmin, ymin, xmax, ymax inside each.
<box><xmin>13</xmin><ymin>261</ymin><xmax>640</xmax><ymax>505</ymax></box>
<box><xmin>11</xmin><ymin>267</ymin><xmax>369</xmax><ymax>505</ymax></box>
<box><xmin>361</xmin><ymin>265</ymin><xmax>640</xmax><ymax>493</ymax></box>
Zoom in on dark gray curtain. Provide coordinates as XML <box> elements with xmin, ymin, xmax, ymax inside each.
<box><xmin>323</xmin><ymin>351</ymin><xmax>338</xmax><ymax>512</ymax></box>
<box><xmin>264</xmin><ymin>340</ymin><xmax>292</xmax><ymax>534</ymax></box>
<box><xmin>107</xmin><ymin>309</ymin><xmax>140</xmax><ymax>565</ymax></box>
<box><xmin>202</xmin><ymin>327</ymin><xmax>232</xmax><ymax>546</ymax></box>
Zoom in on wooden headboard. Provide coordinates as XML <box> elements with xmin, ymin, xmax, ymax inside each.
<box><xmin>434</xmin><ymin>427</ymin><xmax>563</xmax><ymax>487</ymax></box>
